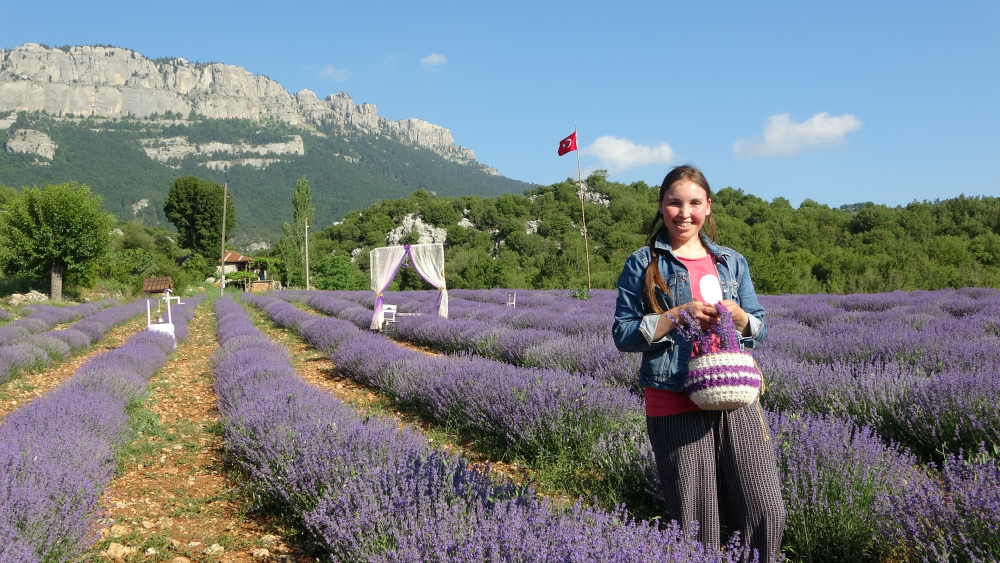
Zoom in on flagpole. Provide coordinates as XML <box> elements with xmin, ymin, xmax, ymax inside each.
<box><xmin>575</xmin><ymin>124</ymin><xmax>592</xmax><ymax>289</ymax></box>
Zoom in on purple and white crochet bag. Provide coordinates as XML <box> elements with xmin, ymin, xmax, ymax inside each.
<box><xmin>681</xmin><ymin>303</ymin><xmax>763</xmax><ymax>410</ymax></box>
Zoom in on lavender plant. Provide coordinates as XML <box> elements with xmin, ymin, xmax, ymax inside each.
<box><xmin>0</xmin><ymin>298</ymin><xmax>150</xmax><ymax>385</ymax></box>
<box><xmin>0</xmin><ymin>294</ymin><xmax>204</xmax><ymax>562</ymax></box>
<box><xmin>876</xmin><ymin>447</ymin><xmax>1000</xmax><ymax>562</ymax></box>
<box><xmin>214</xmin><ymin>297</ymin><xmax>753</xmax><ymax>563</ymax></box>
<box><xmin>292</xmin><ymin>290</ymin><xmax>641</xmax><ymax>389</ymax></box>
<box><xmin>768</xmin><ymin>411</ymin><xmax>926</xmax><ymax>562</ymax></box>
<box><xmin>253</xmin><ymin>292</ymin><xmax>943</xmax><ymax>562</ymax></box>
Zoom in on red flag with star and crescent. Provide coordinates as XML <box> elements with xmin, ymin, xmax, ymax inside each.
<box><xmin>558</xmin><ymin>132</ymin><xmax>577</xmax><ymax>156</ymax></box>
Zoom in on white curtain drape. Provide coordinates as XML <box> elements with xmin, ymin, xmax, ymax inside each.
<box><xmin>407</xmin><ymin>243</ymin><xmax>448</xmax><ymax>318</ymax></box>
<box><xmin>369</xmin><ymin>245</ymin><xmax>408</xmax><ymax>330</ymax></box>
<box><xmin>368</xmin><ymin>243</ymin><xmax>448</xmax><ymax>329</ymax></box>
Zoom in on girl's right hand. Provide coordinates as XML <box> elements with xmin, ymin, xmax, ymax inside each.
<box><xmin>673</xmin><ymin>301</ymin><xmax>720</xmax><ymax>330</ymax></box>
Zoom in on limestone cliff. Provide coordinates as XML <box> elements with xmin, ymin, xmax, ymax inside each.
<box><xmin>0</xmin><ymin>43</ymin><xmax>476</xmax><ymax>163</ymax></box>
<box><xmin>140</xmin><ymin>135</ymin><xmax>305</xmax><ymax>168</ymax></box>
<box><xmin>4</xmin><ymin>128</ymin><xmax>57</xmax><ymax>160</ymax></box>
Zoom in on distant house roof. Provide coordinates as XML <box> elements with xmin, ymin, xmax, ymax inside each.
<box><xmin>220</xmin><ymin>251</ymin><xmax>253</xmax><ymax>264</ymax></box>
<box><xmin>143</xmin><ymin>277</ymin><xmax>173</xmax><ymax>293</ymax></box>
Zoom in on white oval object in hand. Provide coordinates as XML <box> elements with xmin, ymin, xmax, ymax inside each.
<box><xmin>700</xmin><ymin>274</ymin><xmax>723</xmax><ymax>304</ymax></box>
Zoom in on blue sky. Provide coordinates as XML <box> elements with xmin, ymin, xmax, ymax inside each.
<box><xmin>4</xmin><ymin>0</ymin><xmax>998</xmax><ymax>208</ymax></box>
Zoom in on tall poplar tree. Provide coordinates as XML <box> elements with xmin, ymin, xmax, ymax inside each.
<box><xmin>278</xmin><ymin>176</ymin><xmax>315</xmax><ymax>287</ymax></box>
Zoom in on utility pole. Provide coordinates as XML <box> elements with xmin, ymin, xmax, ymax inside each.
<box><xmin>219</xmin><ymin>183</ymin><xmax>228</xmax><ymax>296</ymax></box>
<box><xmin>304</xmin><ymin>217</ymin><xmax>310</xmax><ymax>290</ymax></box>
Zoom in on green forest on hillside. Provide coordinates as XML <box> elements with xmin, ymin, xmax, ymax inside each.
<box><xmin>1</xmin><ymin>169</ymin><xmax>998</xmax><ymax>297</ymax></box>
<box><xmin>312</xmin><ymin>172</ymin><xmax>1000</xmax><ymax>294</ymax></box>
<box><xmin>3</xmin><ymin>109</ymin><xmax>999</xmax><ymax>296</ymax></box>
<box><xmin>0</xmin><ymin>112</ymin><xmax>533</xmax><ymax>242</ymax></box>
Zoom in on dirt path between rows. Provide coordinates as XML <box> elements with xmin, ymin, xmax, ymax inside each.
<box><xmin>85</xmin><ymin>305</ymin><xmax>315</xmax><ymax>563</ymax></box>
<box><xmin>0</xmin><ymin>315</ymin><xmax>147</xmax><ymax>421</ymax></box>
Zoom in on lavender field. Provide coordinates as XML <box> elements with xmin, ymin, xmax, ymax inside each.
<box><xmin>215</xmin><ymin>296</ymin><xmax>751</xmax><ymax>562</ymax></box>
<box><xmin>261</xmin><ymin>287</ymin><xmax>999</xmax><ymax>562</ymax></box>
<box><xmin>0</xmin><ymin>288</ymin><xmax>996</xmax><ymax>562</ymax></box>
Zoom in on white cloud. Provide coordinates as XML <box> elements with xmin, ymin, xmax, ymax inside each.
<box><xmin>382</xmin><ymin>55</ymin><xmax>397</xmax><ymax>69</ymax></box>
<box><xmin>734</xmin><ymin>111</ymin><xmax>862</xmax><ymax>158</ymax></box>
<box><xmin>319</xmin><ymin>65</ymin><xmax>350</xmax><ymax>83</ymax></box>
<box><xmin>421</xmin><ymin>54</ymin><xmax>448</xmax><ymax>69</ymax></box>
<box><xmin>580</xmin><ymin>136</ymin><xmax>675</xmax><ymax>174</ymax></box>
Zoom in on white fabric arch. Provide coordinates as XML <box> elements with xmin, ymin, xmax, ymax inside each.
<box><xmin>369</xmin><ymin>243</ymin><xmax>448</xmax><ymax>330</ymax></box>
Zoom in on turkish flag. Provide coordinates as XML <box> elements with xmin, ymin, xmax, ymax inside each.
<box><xmin>558</xmin><ymin>132</ymin><xmax>577</xmax><ymax>156</ymax></box>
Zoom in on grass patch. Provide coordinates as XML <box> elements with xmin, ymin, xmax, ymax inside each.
<box><xmin>115</xmin><ymin>396</ymin><xmax>172</xmax><ymax>473</ymax></box>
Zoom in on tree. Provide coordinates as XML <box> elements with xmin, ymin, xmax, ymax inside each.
<box><xmin>312</xmin><ymin>254</ymin><xmax>368</xmax><ymax>290</ymax></box>
<box><xmin>103</xmin><ymin>248</ymin><xmax>158</xmax><ymax>290</ymax></box>
<box><xmin>163</xmin><ymin>176</ymin><xmax>235</xmax><ymax>259</ymax></box>
<box><xmin>0</xmin><ymin>182</ymin><xmax>116</xmax><ymax>301</ymax></box>
<box><xmin>278</xmin><ymin>176</ymin><xmax>314</xmax><ymax>287</ymax></box>
<box><xmin>0</xmin><ymin>184</ymin><xmax>18</xmax><ymax>208</ymax></box>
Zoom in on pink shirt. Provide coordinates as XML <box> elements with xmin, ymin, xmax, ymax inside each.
<box><xmin>644</xmin><ymin>254</ymin><xmax>720</xmax><ymax>417</ymax></box>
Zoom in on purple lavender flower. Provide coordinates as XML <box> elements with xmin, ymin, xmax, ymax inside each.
<box><xmin>768</xmin><ymin>411</ymin><xmax>925</xmax><ymax>561</ymax></box>
<box><xmin>877</xmin><ymin>447</ymin><xmax>1000</xmax><ymax>562</ymax></box>
<box><xmin>47</xmin><ymin>329</ymin><xmax>92</xmax><ymax>352</ymax></box>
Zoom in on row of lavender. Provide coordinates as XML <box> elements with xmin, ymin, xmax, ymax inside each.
<box><xmin>316</xmin><ymin>289</ymin><xmax>639</xmax><ymax>388</ymax></box>
<box><xmin>0</xmin><ymin>298</ymin><xmax>168</xmax><ymax>386</ymax></box>
<box><xmin>0</xmin><ymin>301</ymin><xmax>116</xmax><ymax>345</ymax></box>
<box><xmin>323</xmin><ymin>288</ymin><xmax>1000</xmax><ymax>461</ymax></box>
<box><xmin>0</xmin><ymin>295</ymin><xmax>204</xmax><ymax>563</ymax></box>
<box><xmin>250</xmin><ymin>293</ymin><xmax>996</xmax><ymax>561</ymax></box>
<box><xmin>214</xmin><ymin>296</ymin><xmax>751</xmax><ymax>562</ymax></box>
<box><xmin>331</xmin><ymin>288</ymin><xmax>617</xmax><ymax>335</ymax></box>
<box><xmin>756</xmin><ymin>288</ymin><xmax>1000</xmax><ymax>461</ymax></box>
<box><xmin>0</xmin><ymin>299</ymin><xmax>117</xmax><ymax>383</ymax></box>
<box><xmin>247</xmin><ymin>294</ymin><xmax>642</xmax><ymax>478</ymax></box>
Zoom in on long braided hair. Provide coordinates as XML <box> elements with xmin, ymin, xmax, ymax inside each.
<box><xmin>643</xmin><ymin>165</ymin><xmax>718</xmax><ymax>313</ymax></box>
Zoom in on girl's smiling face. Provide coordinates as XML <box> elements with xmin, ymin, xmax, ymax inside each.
<box><xmin>660</xmin><ymin>179</ymin><xmax>712</xmax><ymax>246</ymax></box>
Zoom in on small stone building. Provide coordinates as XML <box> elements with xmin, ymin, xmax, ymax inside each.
<box><xmin>217</xmin><ymin>251</ymin><xmax>253</xmax><ymax>275</ymax></box>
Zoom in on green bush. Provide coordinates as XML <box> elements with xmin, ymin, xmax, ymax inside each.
<box><xmin>312</xmin><ymin>254</ymin><xmax>368</xmax><ymax>290</ymax></box>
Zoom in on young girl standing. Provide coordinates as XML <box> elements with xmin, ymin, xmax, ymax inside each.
<box><xmin>612</xmin><ymin>165</ymin><xmax>786</xmax><ymax>562</ymax></box>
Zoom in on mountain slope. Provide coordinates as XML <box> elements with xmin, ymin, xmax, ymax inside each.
<box><xmin>0</xmin><ymin>44</ymin><xmax>534</xmax><ymax>245</ymax></box>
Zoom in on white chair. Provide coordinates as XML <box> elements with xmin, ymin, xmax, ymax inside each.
<box><xmin>382</xmin><ymin>304</ymin><xmax>398</xmax><ymax>326</ymax></box>
<box><xmin>507</xmin><ymin>292</ymin><xmax>516</xmax><ymax>307</ymax></box>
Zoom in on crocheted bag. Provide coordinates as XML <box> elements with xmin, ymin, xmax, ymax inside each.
<box><xmin>681</xmin><ymin>303</ymin><xmax>763</xmax><ymax>410</ymax></box>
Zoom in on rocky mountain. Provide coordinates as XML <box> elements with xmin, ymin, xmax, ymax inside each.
<box><xmin>0</xmin><ymin>44</ymin><xmax>532</xmax><ymax>247</ymax></box>
<box><xmin>0</xmin><ymin>43</ymin><xmax>476</xmax><ymax>163</ymax></box>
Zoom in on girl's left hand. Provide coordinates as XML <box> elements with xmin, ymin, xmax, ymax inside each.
<box><xmin>720</xmin><ymin>300</ymin><xmax>751</xmax><ymax>336</ymax></box>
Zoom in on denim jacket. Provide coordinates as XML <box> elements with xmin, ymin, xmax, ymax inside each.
<box><xmin>612</xmin><ymin>233</ymin><xmax>767</xmax><ymax>392</ymax></box>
